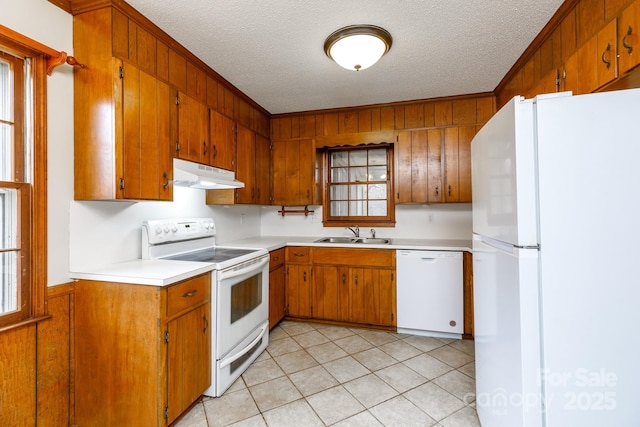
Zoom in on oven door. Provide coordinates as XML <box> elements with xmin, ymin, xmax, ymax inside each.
<box><xmin>214</xmin><ymin>319</ymin><xmax>269</xmax><ymax>396</ymax></box>
<box><xmin>216</xmin><ymin>255</ymin><xmax>269</xmax><ymax>357</ymax></box>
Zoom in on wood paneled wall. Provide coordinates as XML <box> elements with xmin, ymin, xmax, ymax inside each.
<box><xmin>0</xmin><ymin>283</ymin><xmax>74</xmax><ymax>426</ymax></box>
<box><xmin>495</xmin><ymin>0</ymin><xmax>636</xmax><ymax>106</ymax></box>
<box><xmin>271</xmin><ymin>93</ymin><xmax>496</xmax><ymax>142</ymax></box>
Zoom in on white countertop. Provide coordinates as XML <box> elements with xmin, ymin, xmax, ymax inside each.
<box><xmin>69</xmin><ymin>259</ymin><xmax>215</xmax><ymax>287</ymax></box>
<box><xmin>223</xmin><ymin>236</ymin><xmax>472</xmax><ymax>252</ymax></box>
<box><xmin>69</xmin><ymin>236</ymin><xmax>471</xmax><ymax>286</ymax></box>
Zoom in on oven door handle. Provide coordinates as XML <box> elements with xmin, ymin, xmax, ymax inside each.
<box><xmin>219</xmin><ymin>323</ymin><xmax>268</xmax><ymax>369</ymax></box>
<box><xmin>219</xmin><ymin>256</ymin><xmax>269</xmax><ymax>281</ymax></box>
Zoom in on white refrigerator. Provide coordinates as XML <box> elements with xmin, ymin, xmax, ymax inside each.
<box><xmin>471</xmin><ymin>89</ymin><xmax>640</xmax><ymax>427</ymax></box>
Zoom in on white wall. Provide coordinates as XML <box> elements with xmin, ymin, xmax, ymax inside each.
<box><xmin>2</xmin><ymin>0</ymin><xmax>74</xmax><ymax>286</ymax></box>
<box><xmin>260</xmin><ymin>204</ymin><xmax>472</xmax><ymax>240</ymax></box>
<box><xmin>69</xmin><ymin>188</ymin><xmax>260</xmax><ymax>271</ymax></box>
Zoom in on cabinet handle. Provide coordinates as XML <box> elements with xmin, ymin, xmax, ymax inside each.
<box><xmin>213</xmin><ymin>145</ymin><xmax>218</xmax><ymax>159</ymax></box>
<box><xmin>342</xmin><ymin>273</ymin><xmax>346</xmax><ymax>285</ymax></box>
<box><xmin>273</xmin><ymin>256</ymin><xmax>279</xmax><ymax>262</ymax></box>
<box><xmin>203</xmin><ymin>314</ymin><xmax>208</xmax><ymax>333</ymax></box>
<box><xmin>355</xmin><ymin>274</ymin><xmax>358</xmax><ymax>286</ymax></box>
<box><xmin>294</xmin><ymin>253</ymin><xmax>305</xmax><ymax>257</ymax></box>
<box><xmin>435</xmin><ymin>185</ymin><xmax>439</xmax><ymax>196</ymax></box>
<box><xmin>256</xmin><ymin>188</ymin><xmax>260</xmax><ymax>200</ymax></box>
<box><xmin>623</xmin><ymin>26</ymin><xmax>634</xmax><ymax>55</ymax></box>
<box><xmin>601</xmin><ymin>43</ymin><xmax>612</xmax><ymax>69</ymax></box>
<box><xmin>163</xmin><ymin>172</ymin><xmax>169</xmax><ymax>190</ymax></box>
<box><xmin>303</xmin><ymin>271</ymin><xmax>307</xmax><ymax>282</ymax></box>
<box><xmin>448</xmin><ymin>184</ymin><xmax>452</xmax><ymax>196</ymax></box>
<box><xmin>182</xmin><ymin>289</ymin><xmax>198</xmax><ymax>298</ymax></box>
<box><xmin>203</xmin><ymin>141</ymin><xmax>208</xmax><ymax>155</ymax></box>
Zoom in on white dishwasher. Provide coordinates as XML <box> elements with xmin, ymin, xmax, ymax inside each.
<box><xmin>396</xmin><ymin>250</ymin><xmax>463</xmax><ymax>338</ymax></box>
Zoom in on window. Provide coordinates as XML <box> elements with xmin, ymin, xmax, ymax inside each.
<box><xmin>0</xmin><ymin>33</ymin><xmax>46</xmax><ymax>329</ymax></box>
<box><xmin>323</xmin><ymin>145</ymin><xmax>395</xmax><ymax>226</ymax></box>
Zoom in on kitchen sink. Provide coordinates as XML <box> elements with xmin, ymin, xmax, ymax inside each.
<box><xmin>352</xmin><ymin>238</ymin><xmax>391</xmax><ymax>244</ymax></box>
<box><xmin>314</xmin><ymin>237</ymin><xmax>391</xmax><ymax>244</ymax></box>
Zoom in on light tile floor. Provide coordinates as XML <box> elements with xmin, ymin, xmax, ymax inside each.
<box><xmin>176</xmin><ymin>321</ymin><xmax>479</xmax><ymax>427</ymax></box>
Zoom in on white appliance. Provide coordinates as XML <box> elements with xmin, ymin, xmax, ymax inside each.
<box><xmin>142</xmin><ymin>218</ymin><xmax>269</xmax><ymax>397</ymax></box>
<box><xmin>396</xmin><ymin>250</ymin><xmax>463</xmax><ymax>338</ymax></box>
<box><xmin>471</xmin><ymin>89</ymin><xmax>640</xmax><ymax>427</ymax></box>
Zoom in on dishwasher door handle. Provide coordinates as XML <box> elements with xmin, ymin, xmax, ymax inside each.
<box><xmin>419</xmin><ymin>257</ymin><xmax>439</xmax><ymax>263</ymax></box>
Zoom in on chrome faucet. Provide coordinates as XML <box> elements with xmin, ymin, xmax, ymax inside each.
<box><xmin>346</xmin><ymin>225</ymin><xmax>360</xmax><ymax>237</ymax></box>
<box><xmin>370</xmin><ymin>228</ymin><xmax>376</xmax><ymax>238</ymax></box>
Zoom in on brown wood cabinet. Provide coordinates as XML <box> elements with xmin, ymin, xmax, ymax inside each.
<box><xmin>618</xmin><ymin>0</ymin><xmax>640</xmax><ymax>75</ymax></box>
<box><xmin>176</xmin><ymin>91</ymin><xmax>209</xmax><ymax>164</ymax></box>
<box><xmin>286</xmin><ymin>247</ymin><xmax>396</xmax><ymax>329</ymax></box>
<box><xmin>396</xmin><ymin>126</ymin><xmax>474</xmax><ymax>204</ymax></box>
<box><xmin>74</xmin><ymin>273</ymin><xmax>211</xmax><ymax>426</ymax></box>
<box><xmin>272</xmin><ymin>139</ymin><xmax>315</xmax><ymax>206</ymax></box>
<box><xmin>74</xmin><ymin>8</ymin><xmax>172</xmax><ymax>201</ymax></box>
<box><xmin>209</xmin><ymin>109</ymin><xmax>236</xmax><ymax>171</ymax></box>
<box><xmin>285</xmin><ymin>247</ymin><xmax>312</xmax><ymax>318</ymax></box>
<box><xmin>235</xmin><ymin>125</ymin><xmax>271</xmax><ymax>204</ymax></box>
<box><xmin>269</xmin><ymin>248</ymin><xmax>286</xmax><ymax>329</ymax></box>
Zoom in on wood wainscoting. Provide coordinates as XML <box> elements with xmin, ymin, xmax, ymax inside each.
<box><xmin>0</xmin><ymin>282</ymin><xmax>74</xmax><ymax>426</ymax></box>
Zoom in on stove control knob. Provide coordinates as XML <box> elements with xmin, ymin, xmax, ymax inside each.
<box><xmin>171</xmin><ymin>224</ymin><xmax>178</xmax><ymax>232</ymax></box>
<box><xmin>155</xmin><ymin>225</ymin><xmax>163</xmax><ymax>234</ymax></box>
<box><xmin>163</xmin><ymin>224</ymin><xmax>170</xmax><ymax>233</ymax></box>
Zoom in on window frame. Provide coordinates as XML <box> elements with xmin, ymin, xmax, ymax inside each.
<box><xmin>0</xmin><ymin>32</ymin><xmax>48</xmax><ymax>331</ymax></box>
<box><xmin>322</xmin><ymin>144</ymin><xmax>396</xmax><ymax>228</ymax></box>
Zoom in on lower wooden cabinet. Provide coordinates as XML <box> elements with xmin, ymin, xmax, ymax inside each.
<box><xmin>285</xmin><ymin>247</ymin><xmax>396</xmax><ymax>329</ymax></box>
<box><xmin>269</xmin><ymin>248</ymin><xmax>286</xmax><ymax>329</ymax></box>
<box><xmin>74</xmin><ymin>273</ymin><xmax>211</xmax><ymax>426</ymax></box>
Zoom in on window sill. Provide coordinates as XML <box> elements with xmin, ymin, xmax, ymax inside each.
<box><xmin>0</xmin><ymin>315</ymin><xmax>52</xmax><ymax>334</ymax></box>
<box><xmin>323</xmin><ymin>220</ymin><xmax>396</xmax><ymax>228</ymax></box>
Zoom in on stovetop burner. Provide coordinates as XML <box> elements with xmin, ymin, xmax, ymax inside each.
<box><xmin>164</xmin><ymin>247</ymin><xmax>258</xmax><ymax>263</ymax></box>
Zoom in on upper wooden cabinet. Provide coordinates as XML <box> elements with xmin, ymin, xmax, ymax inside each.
<box><xmin>396</xmin><ymin>126</ymin><xmax>474</xmax><ymax>204</ymax></box>
<box><xmin>209</xmin><ymin>109</ymin><xmax>236</xmax><ymax>171</ymax></box>
<box><xmin>272</xmin><ymin>139</ymin><xmax>315</xmax><ymax>206</ymax></box>
<box><xmin>618</xmin><ymin>0</ymin><xmax>640</xmax><ymax>74</ymax></box>
<box><xmin>74</xmin><ymin>8</ymin><xmax>172</xmax><ymax>201</ymax></box>
<box><xmin>235</xmin><ymin>125</ymin><xmax>271</xmax><ymax>204</ymax></box>
<box><xmin>176</xmin><ymin>91</ymin><xmax>209</xmax><ymax>164</ymax></box>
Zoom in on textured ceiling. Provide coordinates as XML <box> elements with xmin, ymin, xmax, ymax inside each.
<box><xmin>125</xmin><ymin>0</ymin><xmax>564</xmax><ymax>114</ymax></box>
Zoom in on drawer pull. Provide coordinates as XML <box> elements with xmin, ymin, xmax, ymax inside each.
<box><xmin>182</xmin><ymin>289</ymin><xmax>198</xmax><ymax>298</ymax></box>
<box><xmin>294</xmin><ymin>253</ymin><xmax>305</xmax><ymax>257</ymax></box>
<box><xmin>273</xmin><ymin>256</ymin><xmax>279</xmax><ymax>261</ymax></box>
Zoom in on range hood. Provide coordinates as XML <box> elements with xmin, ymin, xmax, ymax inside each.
<box><xmin>173</xmin><ymin>158</ymin><xmax>245</xmax><ymax>189</ymax></box>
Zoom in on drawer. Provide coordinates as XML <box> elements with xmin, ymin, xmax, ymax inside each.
<box><xmin>312</xmin><ymin>247</ymin><xmax>395</xmax><ymax>267</ymax></box>
<box><xmin>167</xmin><ymin>273</ymin><xmax>210</xmax><ymax>317</ymax></box>
<box><xmin>285</xmin><ymin>246</ymin><xmax>311</xmax><ymax>264</ymax></box>
<box><xmin>270</xmin><ymin>248</ymin><xmax>285</xmax><ymax>270</ymax></box>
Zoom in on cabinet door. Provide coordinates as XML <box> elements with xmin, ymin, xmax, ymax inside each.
<box><xmin>272</xmin><ymin>139</ymin><xmax>314</xmax><ymax>205</ymax></box>
<box><xmin>597</xmin><ymin>19</ymin><xmax>618</xmax><ymax>88</ymax></box>
<box><xmin>312</xmin><ymin>265</ymin><xmax>348</xmax><ymax>321</ymax></box>
<box><xmin>426</xmin><ymin>129</ymin><xmax>444</xmax><ymax>203</ymax></box>
<box><xmin>396</xmin><ymin>130</ymin><xmax>428</xmax><ymax>204</ymax></box>
<box><xmin>618</xmin><ymin>0</ymin><xmax>640</xmax><ymax>74</ymax></box>
<box><xmin>120</xmin><ymin>61</ymin><xmax>172</xmax><ymax>200</ymax></box>
<box><xmin>348</xmin><ymin>267</ymin><xmax>396</xmax><ymax>327</ymax></box>
<box><xmin>167</xmin><ymin>303</ymin><xmax>211</xmax><ymax>424</ymax></box>
<box><xmin>285</xmin><ymin>265</ymin><xmax>311</xmax><ymax>318</ymax></box>
<box><xmin>255</xmin><ymin>134</ymin><xmax>272</xmax><ymax>204</ymax></box>
<box><xmin>235</xmin><ymin>124</ymin><xmax>256</xmax><ymax>203</ymax></box>
<box><xmin>209</xmin><ymin>109</ymin><xmax>235</xmax><ymax>171</ymax></box>
<box><xmin>269</xmin><ymin>264</ymin><xmax>286</xmax><ymax>329</ymax></box>
<box><xmin>177</xmin><ymin>91</ymin><xmax>208</xmax><ymax>163</ymax></box>
<box><xmin>444</xmin><ymin>126</ymin><xmax>475</xmax><ymax>203</ymax></box>
<box><xmin>559</xmin><ymin>52</ymin><xmax>579</xmax><ymax>94</ymax></box>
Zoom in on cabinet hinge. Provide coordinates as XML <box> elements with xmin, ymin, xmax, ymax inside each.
<box><xmin>119</xmin><ymin>178</ymin><xmax>125</xmax><ymax>190</ymax></box>
<box><xmin>391</xmin><ymin>272</ymin><xmax>394</xmax><ymax>281</ymax></box>
<box><xmin>270</xmin><ymin>144</ymin><xmax>274</xmax><ymax>151</ymax></box>
<box><xmin>164</xmin><ymin>330</ymin><xmax>169</xmax><ymax>344</ymax></box>
<box><xmin>164</xmin><ymin>405</ymin><xmax>169</xmax><ymax>419</ymax></box>
<box><xmin>119</xmin><ymin>66</ymin><xmax>124</xmax><ymax>79</ymax></box>
<box><xmin>175</xmin><ymin>94</ymin><xmax>180</xmax><ymax>106</ymax></box>
<box><xmin>175</xmin><ymin>141</ymin><xmax>181</xmax><ymax>152</ymax></box>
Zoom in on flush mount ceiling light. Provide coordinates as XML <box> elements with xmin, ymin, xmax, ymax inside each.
<box><xmin>324</xmin><ymin>25</ymin><xmax>392</xmax><ymax>71</ymax></box>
